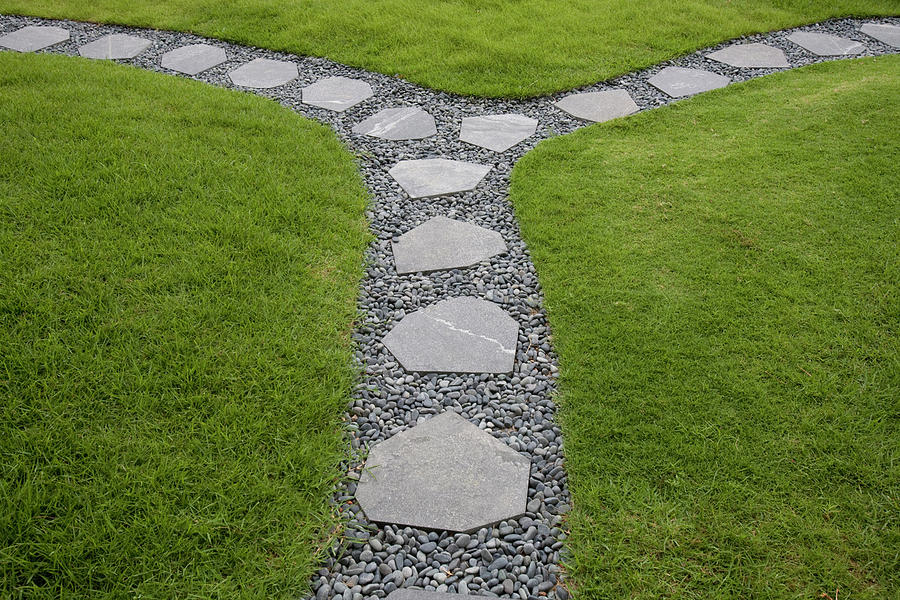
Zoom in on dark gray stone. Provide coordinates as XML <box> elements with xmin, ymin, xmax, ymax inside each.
<box><xmin>352</xmin><ymin>106</ymin><xmax>436</xmax><ymax>140</ymax></box>
<box><xmin>860</xmin><ymin>23</ymin><xmax>900</xmax><ymax>48</ymax></box>
<box><xmin>553</xmin><ymin>89</ymin><xmax>638</xmax><ymax>123</ymax></box>
<box><xmin>706</xmin><ymin>42</ymin><xmax>789</xmax><ymax>68</ymax></box>
<box><xmin>648</xmin><ymin>66</ymin><xmax>730</xmax><ymax>97</ymax></box>
<box><xmin>355</xmin><ymin>411</ymin><xmax>530</xmax><ymax>532</ymax></box>
<box><xmin>78</xmin><ymin>33</ymin><xmax>152</xmax><ymax>60</ymax></box>
<box><xmin>303</xmin><ymin>76</ymin><xmax>374</xmax><ymax>112</ymax></box>
<box><xmin>787</xmin><ymin>31</ymin><xmax>865</xmax><ymax>56</ymax></box>
<box><xmin>160</xmin><ymin>43</ymin><xmax>227</xmax><ymax>75</ymax></box>
<box><xmin>382</xmin><ymin>296</ymin><xmax>519</xmax><ymax>374</ymax></box>
<box><xmin>0</xmin><ymin>25</ymin><xmax>69</xmax><ymax>52</ymax></box>
<box><xmin>228</xmin><ymin>58</ymin><xmax>298</xmax><ymax>88</ymax></box>
<box><xmin>459</xmin><ymin>113</ymin><xmax>537</xmax><ymax>152</ymax></box>
<box><xmin>388</xmin><ymin>159</ymin><xmax>491</xmax><ymax>199</ymax></box>
<box><xmin>392</xmin><ymin>216</ymin><xmax>506</xmax><ymax>274</ymax></box>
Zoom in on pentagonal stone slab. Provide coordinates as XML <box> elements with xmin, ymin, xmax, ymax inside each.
<box><xmin>303</xmin><ymin>76</ymin><xmax>373</xmax><ymax>112</ymax></box>
<box><xmin>356</xmin><ymin>411</ymin><xmax>530</xmax><ymax>532</ymax></box>
<box><xmin>648</xmin><ymin>66</ymin><xmax>730</xmax><ymax>98</ymax></box>
<box><xmin>460</xmin><ymin>113</ymin><xmax>537</xmax><ymax>152</ymax></box>
<box><xmin>78</xmin><ymin>34</ymin><xmax>152</xmax><ymax>60</ymax></box>
<box><xmin>860</xmin><ymin>23</ymin><xmax>900</xmax><ymax>48</ymax></box>
<box><xmin>161</xmin><ymin>43</ymin><xmax>227</xmax><ymax>75</ymax></box>
<box><xmin>383</xmin><ymin>296</ymin><xmax>518</xmax><ymax>373</ymax></box>
<box><xmin>554</xmin><ymin>89</ymin><xmax>639</xmax><ymax>123</ymax></box>
<box><xmin>352</xmin><ymin>106</ymin><xmax>436</xmax><ymax>140</ymax></box>
<box><xmin>706</xmin><ymin>42</ymin><xmax>789</xmax><ymax>68</ymax></box>
<box><xmin>389</xmin><ymin>159</ymin><xmax>491</xmax><ymax>199</ymax></box>
<box><xmin>0</xmin><ymin>25</ymin><xmax>69</xmax><ymax>52</ymax></box>
<box><xmin>787</xmin><ymin>31</ymin><xmax>865</xmax><ymax>56</ymax></box>
<box><xmin>393</xmin><ymin>216</ymin><xmax>506</xmax><ymax>274</ymax></box>
<box><xmin>228</xmin><ymin>58</ymin><xmax>298</xmax><ymax>88</ymax></box>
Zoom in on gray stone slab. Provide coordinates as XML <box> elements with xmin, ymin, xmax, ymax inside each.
<box><xmin>78</xmin><ymin>33</ymin><xmax>152</xmax><ymax>60</ymax></box>
<box><xmin>352</xmin><ymin>106</ymin><xmax>436</xmax><ymax>140</ymax></box>
<box><xmin>0</xmin><ymin>25</ymin><xmax>69</xmax><ymax>52</ymax></box>
<box><xmin>303</xmin><ymin>76</ymin><xmax>374</xmax><ymax>112</ymax></box>
<box><xmin>383</xmin><ymin>296</ymin><xmax>518</xmax><ymax>373</ymax></box>
<box><xmin>161</xmin><ymin>43</ymin><xmax>227</xmax><ymax>75</ymax></box>
<box><xmin>387</xmin><ymin>591</ymin><xmax>469</xmax><ymax>600</ymax></box>
<box><xmin>553</xmin><ymin>89</ymin><xmax>639</xmax><ymax>123</ymax></box>
<box><xmin>648</xmin><ymin>66</ymin><xmax>731</xmax><ymax>98</ymax></box>
<box><xmin>860</xmin><ymin>23</ymin><xmax>900</xmax><ymax>48</ymax></box>
<box><xmin>459</xmin><ymin>113</ymin><xmax>537</xmax><ymax>152</ymax></box>
<box><xmin>787</xmin><ymin>31</ymin><xmax>865</xmax><ymax>56</ymax></box>
<box><xmin>392</xmin><ymin>216</ymin><xmax>506</xmax><ymax>274</ymax></box>
<box><xmin>389</xmin><ymin>159</ymin><xmax>491</xmax><ymax>199</ymax></box>
<box><xmin>706</xmin><ymin>42</ymin><xmax>789</xmax><ymax>68</ymax></box>
<box><xmin>228</xmin><ymin>58</ymin><xmax>298</xmax><ymax>88</ymax></box>
<box><xmin>355</xmin><ymin>411</ymin><xmax>530</xmax><ymax>532</ymax></box>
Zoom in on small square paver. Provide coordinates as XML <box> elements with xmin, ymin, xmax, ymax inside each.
<box><xmin>228</xmin><ymin>58</ymin><xmax>298</xmax><ymax>88</ymax></box>
<box><xmin>352</xmin><ymin>106</ymin><xmax>436</xmax><ymax>140</ymax></box>
<box><xmin>459</xmin><ymin>113</ymin><xmax>537</xmax><ymax>152</ymax></box>
<box><xmin>860</xmin><ymin>23</ymin><xmax>900</xmax><ymax>48</ymax></box>
<box><xmin>706</xmin><ymin>42</ymin><xmax>790</xmax><ymax>68</ymax></box>
<box><xmin>648</xmin><ymin>66</ymin><xmax>730</xmax><ymax>98</ymax></box>
<box><xmin>79</xmin><ymin>33</ymin><xmax>152</xmax><ymax>60</ymax></box>
<box><xmin>787</xmin><ymin>31</ymin><xmax>865</xmax><ymax>56</ymax></box>
<box><xmin>303</xmin><ymin>76</ymin><xmax>374</xmax><ymax>112</ymax></box>
<box><xmin>554</xmin><ymin>89</ymin><xmax>639</xmax><ymax>123</ymax></box>
<box><xmin>0</xmin><ymin>25</ymin><xmax>69</xmax><ymax>52</ymax></box>
<box><xmin>389</xmin><ymin>158</ymin><xmax>491</xmax><ymax>199</ymax></box>
<box><xmin>161</xmin><ymin>44</ymin><xmax>227</xmax><ymax>75</ymax></box>
<box><xmin>392</xmin><ymin>216</ymin><xmax>506</xmax><ymax>274</ymax></box>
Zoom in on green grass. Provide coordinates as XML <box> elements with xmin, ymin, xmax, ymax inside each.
<box><xmin>0</xmin><ymin>52</ymin><xmax>369</xmax><ymax>598</ymax></box>
<box><xmin>511</xmin><ymin>56</ymin><xmax>899</xmax><ymax>598</ymax></box>
<box><xmin>2</xmin><ymin>1</ymin><xmax>897</xmax><ymax>97</ymax></box>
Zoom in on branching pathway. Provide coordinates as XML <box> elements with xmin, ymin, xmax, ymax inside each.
<box><xmin>2</xmin><ymin>13</ymin><xmax>897</xmax><ymax>600</ymax></box>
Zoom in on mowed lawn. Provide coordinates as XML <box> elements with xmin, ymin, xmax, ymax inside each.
<box><xmin>0</xmin><ymin>53</ymin><xmax>369</xmax><ymax>597</ymax></box>
<box><xmin>1</xmin><ymin>0</ymin><xmax>897</xmax><ymax>97</ymax></box>
<box><xmin>511</xmin><ymin>56</ymin><xmax>899</xmax><ymax>598</ymax></box>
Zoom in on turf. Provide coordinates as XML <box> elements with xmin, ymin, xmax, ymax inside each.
<box><xmin>1</xmin><ymin>1</ymin><xmax>897</xmax><ymax>97</ymax></box>
<box><xmin>0</xmin><ymin>52</ymin><xmax>369</xmax><ymax>597</ymax></box>
<box><xmin>510</xmin><ymin>56</ymin><xmax>899</xmax><ymax>598</ymax></box>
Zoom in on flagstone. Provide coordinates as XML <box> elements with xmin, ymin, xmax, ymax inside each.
<box><xmin>228</xmin><ymin>58</ymin><xmax>298</xmax><ymax>88</ymax></box>
<box><xmin>352</xmin><ymin>106</ymin><xmax>436</xmax><ymax>140</ymax></box>
<box><xmin>860</xmin><ymin>23</ymin><xmax>900</xmax><ymax>48</ymax></box>
<box><xmin>553</xmin><ymin>89</ymin><xmax>639</xmax><ymax>123</ymax></box>
<box><xmin>0</xmin><ymin>25</ymin><xmax>69</xmax><ymax>52</ymax></box>
<box><xmin>706</xmin><ymin>42</ymin><xmax>789</xmax><ymax>68</ymax></box>
<box><xmin>392</xmin><ymin>216</ymin><xmax>506</xmax><ymax>274</ymax></box>
<box><xmin>303</xmin><ymin>76</ymin><xmax>373</xmax><ymax>112</ymax></box>
<box><xmin>648</xmin><ymin>66</ymin><xmax>730</xmax><ymax>98</ymax></box>
<box><xmin>389</xmin><ymin>159</ymin><xmax>491</xmax><ymax>199</ymax></box>
<box><xmin>161</xmin><ymin>43</ymin><xmax>226</xmax><ymax>75</ymax></box>
<box><xmin>460</xmin><ymin>113</ymin><xmax>537</xmax><ymax>152</ymax></box>
<box><xmin>78</xmin><ymin>34</ymin><xmax>151</xmax><ymax>60</ymax></box>
<box><xmin>787</xmin><ymin>31</ymin><xmax>865</xmax><ymax>56</ymax></box>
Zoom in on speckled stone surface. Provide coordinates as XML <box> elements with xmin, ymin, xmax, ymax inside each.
<box><xmin>161</xmin><ymin>43</ymin><xmax>226</xmax><ymax>75</ymax></box>
<box><xmin>459</xmin><ymin>114</ymin><xmax>537</xmax><ymax>152</ymax></box>
<box><xmin>352</xmin><ymin>106</ymin><xmax>437</xmax><ymax>140</ymax></box>
<box><xmin>228</xmin><ymin>57</ymin><xmax>298</xmax><ymax>88</ymax></box>
<box><xmin>0</xmin><ymin>25</ymin><xmax>68</xmax><ymax>52</ymax></box>
<box><xmin>553</xmin><ymin>89</ymin><xmax>639</xmax><ymax>122</ymax></box>
<box><xmin>706</xmin><ymin>42</ymin><xmax>789</xmax><ymax>68</ymax></box>
<box><xmin>356</xmin><ymin>411</ymin><xmax>530</xmax><ymax>532</ymax></box>
<box><xmin>78</xmin><ymin>33</ymin><xmax>151</xmax><ymax>59</ymax></box>
<box><xmin>382</xmin><ymin>297</ymin><xmax>519</xmax><ymax>374</ymax></box>
<box><xmin>860</xmin><ymin>23</ymin><xmax>900</xmax><ymax>48</ymax></box>
<box><xmin>648</xmin><ymin>66</ymin><xmax>731</xmax><ymax>97</ymax></box>
<box><xmin>392</xmin><ymin>216</ymin><xmax>507</xmax><ymax>274</ymax></box>
<box><xmin>787</xmin><ymin>31</ymin><xmax>865</xmax><ymax>56</ymax></box>
<box><xmin>303</xmin><ymin>75</ymin><xmax>374</xmax><ymax>112</ymax></box>
<box><xmin>388</xmin><ymin>159</ymin><xmax>491</xmax><ymax>199</ymax></box>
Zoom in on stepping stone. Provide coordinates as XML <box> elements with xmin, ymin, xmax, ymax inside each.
<box><xmin>161</xmin><ymin>43</ymin><xmax>227</xmax><ymax>75</ymax></box>
<box><xmin>392</xmin><ymin>216</ymin><xmax>507</xmax><ymax>274</ymax></box>
<box><xmin>389</xmin><ymin>159</ymin><xmax>491</xmax><ymax>199</ymax></box>
<box><xmin>352</xmin><ymin>106</ymin><xmax>436</xmax><ymax>140</ymax></box>
<box><xmin>554</xmin><ymin>89</ymin><xmax>639</xmax><ymax>123</ymax></box>
<box><xmin>860</xmin><ymin>23</ymin><xmax>900</xmax><ymax>48</ymax></box>
<box><xmin>0</xmin><ymin>25</ymin><xmax>69</xmax><ymax>52</ymax></box>
<box><xmin>459</xmin><ymin>113</ymin><xmax>537</xmax><ymax>152</ymax></box>
<box><xmin>302</xmin><ymin>76</ymin><xmax>373</xmax><ymax>112</ymax></box>
<box><xmin>786</xmin><ymin>31</ymin><xmax>865</xmax><ymax>56</ymax></box>
<box><xmin>228</xmin><ymin>58</ymin><xmax>298</xmax><ymax>88</ymax></box>
<box><xmin>387</xmin><ymin>591</ymin><xmax>468</xmax><ymax>600</ymax></box>
<box><xmin>78</xmin><ymin>33</ymin><xmax>152</xmax><ymax>60</ymax></box>
<box><xmin>706</xmin><ymin>42</ymin><xmax>789</xmax><ymax>68</ymax></box>
<box><xmin>382</xmin><ymin>296</ymin><xmax>518</xmax><ymax>373</ymax></box>
<box><xmin>355</xmin><ymin>411</ymin><xmax>530</xmax><ymax>532</ymax></box>
<box><xmin>648</xmin><ymin>66</ymin><xmax>730</xmax><ymax>98</ymax></box>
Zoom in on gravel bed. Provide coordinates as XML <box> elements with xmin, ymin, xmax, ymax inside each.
<box><xmin>2</xmin><ymin>12</ymin><xmax>897</xmax><ymax>600</ymax></box>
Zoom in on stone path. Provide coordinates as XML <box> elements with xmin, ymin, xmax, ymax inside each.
<box><xmin>1</xmin><ymin>13</ymin><xmax>898</xmax><ymax>600</ymax></box>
